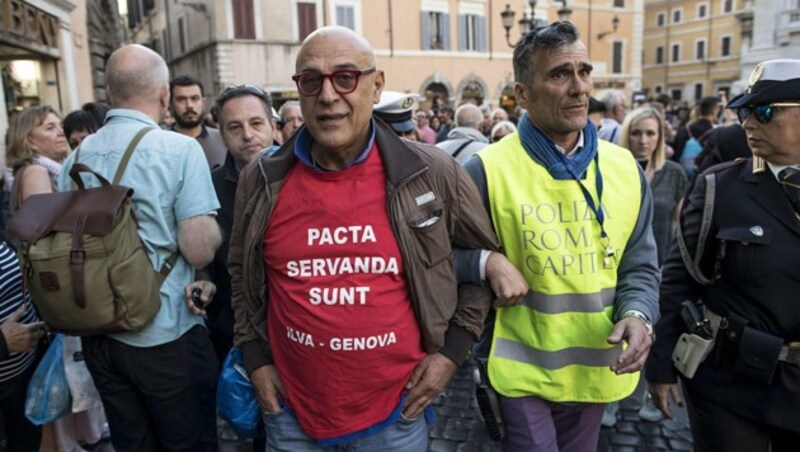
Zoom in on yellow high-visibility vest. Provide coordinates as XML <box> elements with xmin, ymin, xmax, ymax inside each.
<box><xmin>478</xmin><ymin>133</ymin><xmax>642</xmax><ymax>402</ymax></box>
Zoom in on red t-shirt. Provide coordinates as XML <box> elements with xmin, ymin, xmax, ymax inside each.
<box><xmin>263</xmin><ymin>143</ymin><xmax>425</xmax><ymax>439</ymax></box>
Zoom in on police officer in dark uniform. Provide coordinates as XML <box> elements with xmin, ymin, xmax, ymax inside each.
<box><xmin>646</xmin><ymin>59</ymin><xmax>800</xmax><ymax>451</ymax></box>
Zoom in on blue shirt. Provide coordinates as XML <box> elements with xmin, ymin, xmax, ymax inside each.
<box><xmin>293</xmin><ymin>119</ymin><xmax>376</xmax><ymax>170</ymax></box>
<box><xmin>57</xmin><ymin>109</ymin><xmax>220</xmax><ymax>347</ymax></box>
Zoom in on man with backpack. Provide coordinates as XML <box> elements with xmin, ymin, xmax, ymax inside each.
<box><xmin>55</xmin><ymin>44</ymin><xmax>222</xmax><ymax>451</ymax></box>
<box><xmin>437</xmin><ymin>104</ymin><xmax>490</xmax><ymax>163</ymax></box>
<box><xmin>673</xmin><ymin>96</ymin><xmax>720</xmax><ymax>175</ymax></box>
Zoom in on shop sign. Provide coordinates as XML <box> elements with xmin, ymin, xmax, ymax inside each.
<box><xmin>1</xmin><ymin>0</ymin><xmax>60</xmax><ymax>50</ymax></box>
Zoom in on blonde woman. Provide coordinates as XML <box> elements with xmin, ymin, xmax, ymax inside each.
<box><xmin>6</xmin><ymin>106</ymin><xmax>68</xmax><ymax>207</ymax></box>
<box><xmin>620</xmin><ymin>107</ymin><xmax>689</xmax><ymax>267</ymax></box>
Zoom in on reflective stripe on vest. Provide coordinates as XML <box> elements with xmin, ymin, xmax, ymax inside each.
<box><xmin>478</xmin><ymin>133</ymin><xmax>642</xmax><ymax>403</ymax></box>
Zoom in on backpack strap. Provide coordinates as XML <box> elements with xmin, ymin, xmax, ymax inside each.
<box><xmin>451</xmin><ymin>139</ymin><xmax>475</xmax><ymax>159</ymax></box>
<box><xmin>113</xmin><ymin>127</ymin><xmax>155</xmax><ymax>185</ymax></box>
<box><xmin>108</xmin><ymin>127</ymin><xmax>179</xmax><ymax>281</ymax></box>
<box><xmin>158</xmin><ymin>252</ymin><xmax>180</xmax><ymax>281</ymax></box>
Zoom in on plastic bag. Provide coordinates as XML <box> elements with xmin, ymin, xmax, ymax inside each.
<box><xmin>63</xmin><ymin>335</ymin><xmax>103</xmax><ymax>412</ymax></box>
<box><xmin>217</xmin><ymin>347</ymin><xmax>261</xmax><ymax>439</ymax></box>
<box><xmin>25</xmin><ymin>334</ymin><xmax>72</xmax><ymax>425</ymax></box>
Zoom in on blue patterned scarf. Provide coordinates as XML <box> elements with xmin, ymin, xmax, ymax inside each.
<box><xmin>517</xmin><ymin>113</ymin><xmax>598</xmax><ymax>180</ymax></box>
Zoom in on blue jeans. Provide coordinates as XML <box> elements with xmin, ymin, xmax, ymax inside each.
<box><xmin>263</xmin><ymin>409</ymin><xmax>428</xmax><ymax>451</ymax></box>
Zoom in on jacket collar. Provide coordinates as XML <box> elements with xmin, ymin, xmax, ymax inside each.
<box><xmin>258</xmin><ymin>116</ymin><xmax>428</xmax><ymax>188</ymax></box>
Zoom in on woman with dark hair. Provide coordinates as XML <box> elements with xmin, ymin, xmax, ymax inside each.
<box><xmin>0</xmin><ymin>240</ymin><xmax>45</xmax><ymax>451</ymax></box>
<box><xmin>62</xmin><ymin>103</ymin><xmax>110</xmax><ymax>149</ymax></box>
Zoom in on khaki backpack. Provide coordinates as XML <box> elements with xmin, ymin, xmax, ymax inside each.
<box><xmin>8</xmin><ymin>128</ymin><xmax>178</xmax><ymax>335</ymax></box>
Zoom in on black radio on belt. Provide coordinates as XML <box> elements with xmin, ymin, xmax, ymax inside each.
<box><xmin>680</xmin><ymin>301</ymin><xmax>712</xmax><ymax>339</ymax></box>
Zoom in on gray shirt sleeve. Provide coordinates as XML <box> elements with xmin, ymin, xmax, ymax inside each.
<box><xmin>613</xmin><ymin>167</ymin><xmax>662</xmax><ymax>323</ymax></box>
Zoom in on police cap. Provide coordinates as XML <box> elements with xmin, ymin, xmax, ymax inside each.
<box><xmin>728</xmin><ymin>59</ymin><xmax>800</xmax><ymax>108</ymax></box>
<box><xmin>374</xmin><ymin>91</ymin><xmax>420</xmax><ymax>134</ymax></box>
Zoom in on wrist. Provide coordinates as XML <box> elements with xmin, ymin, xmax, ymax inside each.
<box><xmin>623</xmin><ymin>310</ymin><xmax>655</xmax><ymax>341</ymax></box>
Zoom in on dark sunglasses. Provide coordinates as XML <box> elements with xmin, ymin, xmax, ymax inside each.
<box><xmin>291</xmin><ymin>68</ymin><xmax>376</xmax><ymax>97</ymax></box>
<box><xmin>737</xmin><ymin>102</ymin><xmax>800</xmax><ymax>124</ymax></box>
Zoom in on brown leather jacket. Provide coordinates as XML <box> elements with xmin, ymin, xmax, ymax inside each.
<box><xmin>229</xmin><ymin>119</ymin><xmax>500</xmax><ymax>374</ymax></box>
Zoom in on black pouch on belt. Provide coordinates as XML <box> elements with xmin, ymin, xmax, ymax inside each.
<box><xmin>734</xmin><ymin>327</ymin><xmax>784</xmax><ymax>385</ymax></box>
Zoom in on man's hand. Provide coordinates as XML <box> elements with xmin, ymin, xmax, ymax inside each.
<box><xmin>607</xmin><ymin>316</ymin><xmax>652</xmax><ymax>374</ymax></box>
<box><xmin>0</xmin><ymin>305</ymin><xmax>45</xmax><ymax>353</ymax></box>
<box><xmin>403</xmin><ymin>353</ymin><xmax>458</xmax><ymax>419</ymax></box>
<box><xmin>647</xmin><ymin>382</ymin><xmax>683</xmax><ymax>419</ymax></box>
<box><xmin>485</xmin><ymin>251</ymin><xmax>529</xmax><ymax>308</ymax></box>
<box><xmin>251</xmin><ymin>365</ymin><xmax>285</xmax><ymax>414</ymax></box>
<box><xmin>183</xmin><ymin>280</ymin><xmax>216</xmax><ymax>315</ymax></box>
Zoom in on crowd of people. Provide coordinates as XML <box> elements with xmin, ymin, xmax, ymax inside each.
<box><xmin>1</xmin><ymin>19</ymin><xmax>799</xmax><ymax>452</ymax></box>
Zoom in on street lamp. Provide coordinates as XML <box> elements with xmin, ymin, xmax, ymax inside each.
<box><xmin>557</xmin><ymin>0</ymin><xmax>573</xmax><ymax>21</ymax></box>
<box><xmin>597</xmin><ymin>15</ymin><xmax>621</xmax><ymax>39</ymax></box>
<box><xmin>501</xmin><ymin>1</ymin><xmax>545</xmax><ymax>47</ymax></box>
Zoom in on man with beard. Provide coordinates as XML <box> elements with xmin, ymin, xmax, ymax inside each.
<box><xmin>170</xmin><ymin>75</ymin><xmax>226</xmax><ymax>168</ymax></box>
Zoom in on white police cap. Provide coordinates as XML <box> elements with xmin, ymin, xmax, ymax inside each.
<box><xmin>374</xmin><ymin>91</ymin><xmax>421</xmax><ymax>133</ymax></box>
<box><xmin>728</xmin><ymin>59</ymin><xmax>800</xmax><ymax>108</ymax></box>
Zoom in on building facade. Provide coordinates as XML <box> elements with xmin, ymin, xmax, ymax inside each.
<box><xmin>737</xmin><ymin>0</ymin><xmax>800</xmax><ymax>92</ymax></box>
<box><xmin>124</xmin><ymin>0</ymin><xmax>644</xmax><ymax>111</ymax></box>
<box><xmin>0</xmin><ymin>0</ymin><xmax>120</xmax><ymax>169</ymax></box>
<box><xmin>642</xmin><ymin>0</ymin><xmax>743</xmax><ymax>104</ymax></box>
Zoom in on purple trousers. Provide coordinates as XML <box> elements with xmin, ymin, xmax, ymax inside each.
<box><xmin>500</xmin><ymin>395</ymin><xmax>606</xmax><ymax>452</ymax></box>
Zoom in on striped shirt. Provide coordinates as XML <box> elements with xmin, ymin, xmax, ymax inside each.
<box><xmin>0</xmin><ymin>242</ymin><xmax>38</xmax><ymax>383</ymax></box>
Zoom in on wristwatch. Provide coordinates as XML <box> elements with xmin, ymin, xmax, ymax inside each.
<box><xmin>623</xmin><ymin>311</ymin><xmax>655</xmax><ymax>342</ymax></box>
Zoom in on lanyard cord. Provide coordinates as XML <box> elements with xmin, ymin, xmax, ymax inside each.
<box><xmin>555</xmin><ymin>151</ymin><xmax>609</xmax><ymax>243</ymax></box>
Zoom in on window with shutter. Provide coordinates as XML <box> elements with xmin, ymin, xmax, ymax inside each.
<box><xmin>723</xmin><ymin>0</ymin><xmax>733</xmax><ymax>13</ymax></box>
<box><xmin>721</xmin><ymin>36</ymin><xmax>731</xmax><ymax>56</ymax></box>
<box><xmin>612</xmin><ymin>42</ymin><xmax>623</xmax><ymax>73</ymax></box>
<box><xmin>178</xmin><ymin>17</ymin><xmax>186</xmax><ymax>53</ymax></box>
<box><xmin>233</xmin><ymin>0</ymin><xmax>256</xmax><ymax>39</ymax></box>
<box><xmin>335</xmin><ymin>5</ymin><xmax>356</xmax><ymax>30</ymax></box>
<box><xmin>461</xmin><ymin>14</ymin><xmax>480</xmax><ymax>51</ymax></box>
<box><xmin>298</xmin><ymin>2</ymin><xmax>318</xmax><ymax>41</ymax></box>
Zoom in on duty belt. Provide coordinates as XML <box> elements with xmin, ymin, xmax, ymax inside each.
<box><xmin>705</xmin><ymin>307</ymin><xmax>800</xmax><ymax>367</ymax></box>
<box><xmin>779</xmin><ymin>343</ymin><xmax>800</xmax><ymax>367</ymax></box>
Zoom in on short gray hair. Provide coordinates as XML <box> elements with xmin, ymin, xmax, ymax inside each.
<box><xmin>279</xmin><ymin>100</ymin><xmax>300</xmax><ymax>117</ymax></box>
<box><xmin>454</xmin><ymin>104</ymin><xmax>483</xmax><ymax>129</ymax></box>
<box><xmin>598</xmin><ymin>90</ymin><xmax>626</xmax><ymax>112</ymax></box>
<box><xmin>513</xmin><ymin>21</ymin><xmax>580</xmax><ymax>83</ymax></box>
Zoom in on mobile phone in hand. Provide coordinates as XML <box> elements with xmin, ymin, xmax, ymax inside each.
<box><xmin>191</xmin><ymin>288</ymin><xmax>204</xmax><ymax>309</ymax></box>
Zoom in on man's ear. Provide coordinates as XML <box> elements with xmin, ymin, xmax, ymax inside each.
<box><xmin>514</xmin><ymin>82</ymin><xmax>530</xmax><ymax>111</ymax></box>
<box><xmin>373</xmin><ymin>70</ymin><xmax>386</xmax><ymax>104</ymax></box>
<box><xmin>160</xmin><ymin>86</ymin><xmax>170</xmax><ymax>110</ymax></box>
